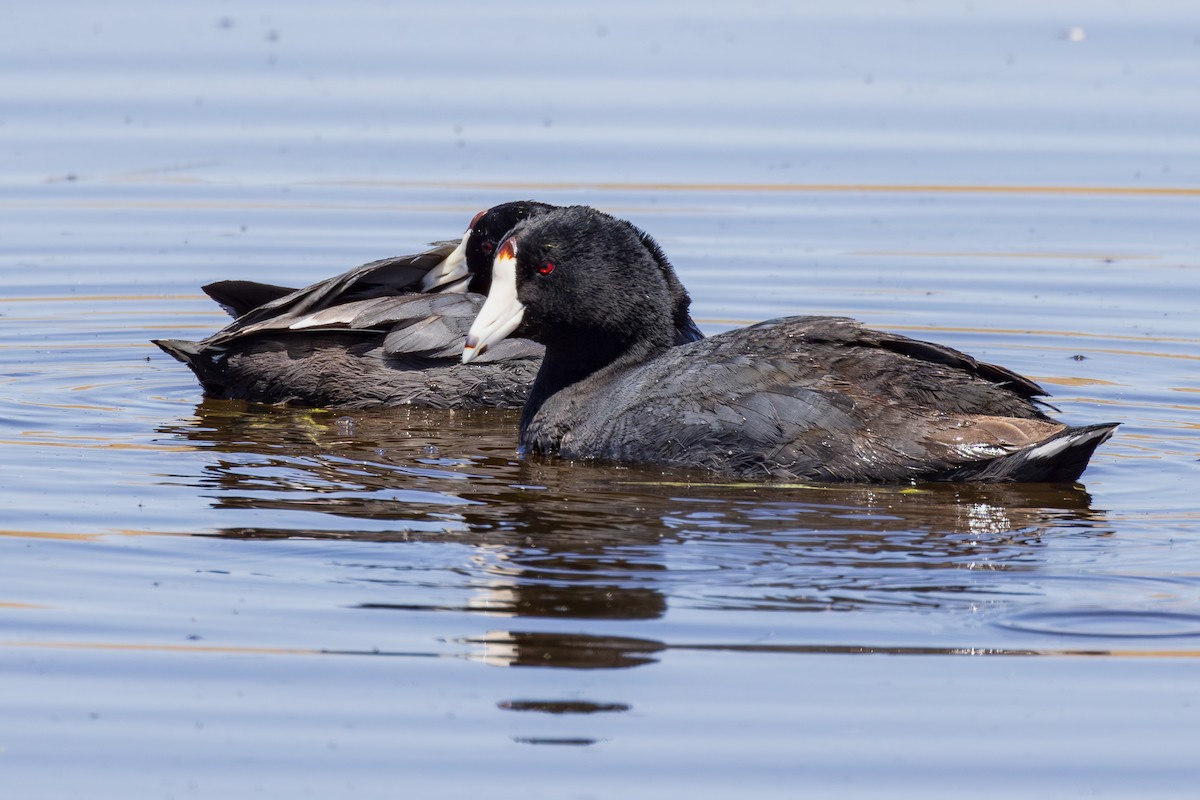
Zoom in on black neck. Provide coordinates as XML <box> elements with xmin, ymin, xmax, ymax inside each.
<box><xmin>521</xmin><ymin>328</ymin><xmax>670</xmax><ymax>432</ymax></box>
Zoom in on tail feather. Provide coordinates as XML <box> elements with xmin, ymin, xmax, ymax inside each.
<box><xmin>152</xmin><ymin>338</ymin><xmax>203</xmax><ymax>364</ymax></box>
<box><xmin>152</xmin><ymin>338</ymin><xmax>228</xmax><ymax>394</ymax></box>
<box><xmin>202</xmin><ymin>280</ymin><xmax>296</xmax><ymax>318</ymax></box>
<box><xmin>963</xmin><ymin>422</ymin><xmax>1119</xmax><ymax>483</ymax></box>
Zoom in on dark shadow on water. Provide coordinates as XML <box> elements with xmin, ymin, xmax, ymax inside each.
<box><xmin>498</xmin><ymin>699</ymin><xmax>631</xmax><ymax>714</ymax></box>
<box><xmin>158</xmin><ymin>399</ymin><xmax>1108</xmax><ymax>536</ymax></box>
<box><xmin>156</xmin><ymin>399</ymin><xmax>1116</xmax><ymax>630</ymax></box>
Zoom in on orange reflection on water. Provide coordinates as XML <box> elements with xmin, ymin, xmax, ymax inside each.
<box><xmin>0</xmin><ymin>529</ymin><xmax>100</xmax><ymax>541</ymax></box>
<box><xmin>3</xmin><ymin>433</ymin><xmax>196</xmax><ymax>453</ymax></box>
<box><xmin>1</xmin><ymin>640</ymin><xmax>322</xmax><ymax>656</ymax></box>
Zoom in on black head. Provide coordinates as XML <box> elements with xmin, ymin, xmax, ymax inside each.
<box><xmin>502</xmin><ymin>207</ymin><xmax>701</xmax><ymax>347</ymax></box>
<box><xmin>614</xmin><ymin>218</ymin><xmax>702</xmax><ymax>345</ymax></box>
<box><xmin>463</xmin><ymin>206</ymin><xmax>678</xmax><ymax>369</ymax></box>
<box><xmin>463</xmin><ymin>200</ymin><xmax>556</xmax><ymax>294</ymax></box>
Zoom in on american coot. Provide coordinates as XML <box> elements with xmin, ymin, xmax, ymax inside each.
<box><xmin>154</xmin><ymin>202</ymin><xmax>702</xmax><ymax>409</ymax></box>
<box><xmin>463</xmin><ymin>205</ymin><xmax>1118</xmax><ymax>483</ymax></box>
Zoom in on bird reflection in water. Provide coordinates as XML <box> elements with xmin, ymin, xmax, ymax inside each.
<box><xmin>156</xmin><ymin>399</ymin><xmax>1112</xmax><ymax>662</ymax></box>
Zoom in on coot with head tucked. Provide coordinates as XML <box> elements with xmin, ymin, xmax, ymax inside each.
<box><xmin>154</xmin><ymin>201</ymin><xmax>702</xmax><ymax>409</ymax></box>
<box><xmin>462</xmin><ymin>205</ymin><xmax>1117</xmax><ymax>483</ymax></box>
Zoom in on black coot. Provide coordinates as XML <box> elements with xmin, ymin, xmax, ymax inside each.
<box><xmin>462</xmin><ymin>205</ymin><xmax>1118</xmax><ymax>483</ymax></box>
<box><xmin>154</xmin><ymin>201</ymin><xmax>701</xmax><ymax>409</ymax></box>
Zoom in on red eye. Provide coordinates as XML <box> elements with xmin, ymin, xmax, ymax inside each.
<box><xmin>537</xmin><ymin>260</ymin><xmax>555</xmax><ymax>276</ymax></box>
<box><xmin>480</xmin><ymin>240</ymin><xmax>495</xmax><ymax>256</ymax></box>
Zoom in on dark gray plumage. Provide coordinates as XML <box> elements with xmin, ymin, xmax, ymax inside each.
<box><xmin>154</xmin><ymin>200</ymin><xmax>702</xmax><ymax>409</ymax></box>
<box><xmin>463</xmin><ymin>205</ymin><xmax>1118</xmax><ymax>483</ymax></box>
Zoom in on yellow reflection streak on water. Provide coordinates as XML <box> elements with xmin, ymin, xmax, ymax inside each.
<box><xmin>0</xmin><ymin>528</ymin><xmax>212</xmax><ymax>541</ymax></box>
<box><xmin>0</xmin><ymin>530</ymin><xmax>100</xmax><ymax>541</ymax></box>
<box><xmin>1043</xmin><ymin>376</ymin><xmax>1121</xmax><ymax>387</ymax></box>
<box><xmin>17</xmin><ymin>400</ymin><xmax>122</xmax><ymax>412</ymax></box>
<box><xmin>0</xmin><ymin>342</ymin><xmax>188</xmax><ymax>351</ymax></box>
<box><xmin>701</xmin><ymin>318</ymin><xmax>1200</xmax><ymax>347</ymax></box>
<box><xmin>1075</xmin><ymin>397</ymin><xmax>1200</xmax><ymax>413</ymax></box>
<box><xmin>3</xmin><ymin>434</ymin><xmax>196</xmax><ymax>453</ymax></box>
<box><xmin>869</xmin><ymin>325</ymin><xmax>1200</xmax><ymax>351</ymax></box>
<box><xmin>1</xmin><ymin>640</ymin><xmax>322</xmax><ymax>656</ymax></box>
<box><xmin>13</xmin><ymin>179</ymin><xmax>1200</xmax><ymax>206</ymax></box>
<box><xmin>0</xmin><ymin>294</ymin><xmax>202</xmax><ymax>304</ymax></box>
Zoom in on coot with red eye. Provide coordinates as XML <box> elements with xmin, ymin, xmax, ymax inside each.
<box><xmin>464</xmin><ymin>205</ymin><xmax>1118</xmax><ymax>483</ymax></box>
<box><xmin>460</xmin><ymin>201</ymin><xmax>556</xmax><ymax>296</ymax></box>
<box><xmin>153</xmin><ymin>201</ymin><xmax>703</xmax><ymax>409</ymax></box>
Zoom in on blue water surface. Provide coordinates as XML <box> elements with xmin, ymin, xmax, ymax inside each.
<box><xmin>1</xmin><ymin>2</ymin><xmax>1199</xmax><ymax>798</ymax></box>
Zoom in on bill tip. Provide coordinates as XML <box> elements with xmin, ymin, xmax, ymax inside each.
<box><xmin>462</xmin><ymin>336</ymin><xmax>484</xmax><ymax>364</ymax></box>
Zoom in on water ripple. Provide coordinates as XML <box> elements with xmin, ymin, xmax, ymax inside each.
<box><xmin>998</xmin><ymin>609</ymin><xmax>1200</xmax><ymax>639</ymax></box>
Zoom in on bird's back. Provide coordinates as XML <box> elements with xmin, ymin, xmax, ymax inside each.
<box><xmin>525</xmin><ymin>316</ymin><xmax>1113</xmax><ymax>482</ymax></box>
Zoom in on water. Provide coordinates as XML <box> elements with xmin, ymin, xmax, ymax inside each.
<box><xmin>2</xmin><ymin>2</ymin><xmax>1200</xmax><ymax>797</ymax></box>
